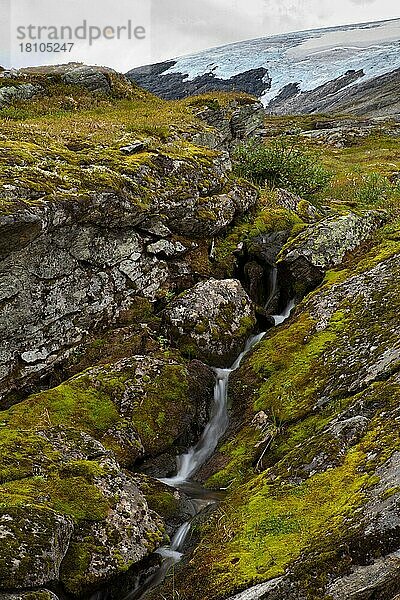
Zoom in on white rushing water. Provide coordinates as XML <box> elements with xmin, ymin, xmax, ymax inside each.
<box><xmin>156</xmin><ymin>522</ymin><xmax>191</xmax><ymax>561</ymax></box>
<box><xmin>160</xmin><ymin>331</ymin><xmax>268</xmax><ymax>487</ymax></box>
<box><xmin>132</xmin><ymin>301</ymin><xmax>295</xmax><ymax>599</ymax></box>
<box><xmin>273</xmin><ymin>299</ymin><xmax>296</xmax><ymax>326</ymax></box>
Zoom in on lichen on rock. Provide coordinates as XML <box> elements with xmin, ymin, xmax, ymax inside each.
<box><xmin>164</xmin><ymin>278</ymin><xmax>257</xmax><ymax>367</ymax></box>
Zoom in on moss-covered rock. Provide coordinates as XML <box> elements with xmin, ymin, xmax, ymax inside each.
<box><xmin>0</xmin><ymin>507</ymin><xmax>73</xmax><ymax>589</ymax></box>
<box><xmin>0</xmin><ymin>427</ymin><xmax>164</xmax><ymax>595</ymax></box>
<box><xmin>152</xmin><ymin>247</ymin><xmax>400</xmax><ymax>600</ymax></box>
<box><xmin>164</xmin><ymin>279</ymin><xmax>257</xmax><ymax>367</ymax></box>
<box><xmin>277</xmin><ymin>209</ymin><xmax>386</xmax><ymax>296</ymax></box>
<box><xmin>0</xmin><ymin>352</ymin><xmax>214</xmax><ymax>471</ymax></box>
<box><xmin>0</xmin><ymin>67</ymin><xmax>259</xmax><ymax>405</ymax></box>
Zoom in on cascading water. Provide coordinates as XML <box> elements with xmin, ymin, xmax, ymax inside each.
<box><xmin>160</xmin><ymin>332</ymin><xmax>266</xmax><ymax>487</ymax></box>
<box><xmin>129</xmin><ymin>301</ymin><xmax>295</xmax><ymax>600</ymax></box>
<box><xmin>273</xmin><ymin>299</ymin><xmax>295</xmax><ymax>326</ymax></box>
<box><xmin>264</xmin><ymin>266</ymin><xmax>278</xmax><ymax>310</ymax></box>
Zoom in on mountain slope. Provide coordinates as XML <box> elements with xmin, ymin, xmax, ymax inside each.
<box><xmin>127</xmin><ymin>18</ymin><xmax>400</xmax><ymax>117</ymax></box>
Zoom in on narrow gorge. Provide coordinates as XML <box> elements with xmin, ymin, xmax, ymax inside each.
<box><xmin>0</xmin><ymin>63</ymin><xmax>399</xmax><ymax>600</ymax></box>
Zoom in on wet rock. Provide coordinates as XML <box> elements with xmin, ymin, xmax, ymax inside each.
<box><xmin>326</xmin><ymin>550</ymin><xmax>400</xmax><ymax>599</ymax></box>
<box><xmin>278</xmin><ymin>210</ymin><xmax>385</xmax><ymax>295</ymax></box>
<box><xmin>243</xmin><ymin>261</ymin><xmax>266</xmax><ymax>305</ymax></box>
<box><xmin>164</xmin><ymin>279</ymin><xmax>256</xmax><ymax>366</ymax></box>
<box><xmin>248</xmin><ymin>231</ymin><xmax>291</xmax><ymax>268</ymax></box>
<box><xmin>137</xmin><ymin>476</ymin><xmax>195</xmax><ymax>536</ymax></box>
<box><xmin>164</xmin><ymin>243</ymin><xmax>400</xmax><ymax>599</ymax></box>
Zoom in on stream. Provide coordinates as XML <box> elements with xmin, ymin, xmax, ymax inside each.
<box><xmin>125</xmin><ymin>301</ymin><xmax>295</xmax><ymax>600</ymax></box>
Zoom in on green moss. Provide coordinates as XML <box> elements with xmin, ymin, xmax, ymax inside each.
<box><xmin>1</xmin><ymin>379</ymin><xmax>120</xmax><ymax>436</ymax></box>
<box><xmin>139</xmin><ymin>476</ymin><xmax>181</xmax><ymax>520</ymax></box>
<box><xmin>170</xmin><ymin>373</ymin><xmax>400</xmax><ymax>599</ymax></box>
<box><xmin>172</xmin><ymin>237</ymin><xmax>400</xmax><ymax>599</ymax></box>
<box><xmin>249</xmin><ymin>310</ymin><xmax>345</xmax><ymax>421</ymax></box>
<box><xmin>0</xmin><ymin>472</ymin><xmax>109</xmax><ymax>522</ymax></box>
<box><xmin>60</xmin><ymin>538</ymin><xmax>101</xmax><ymax>595</ymax></box>
<box><xmin>213</xmin><ymin>193</ymin><xmax>303</xmax><ymax>277</ymax></box>
<box><xmin>205</xmin><ymin>426</ymin><xmax>262</xmax><ymax>489</ymax></box>
<box><xmin>127</xmin><ymin>362</ymin><xmax>190</xmax><ymax>454</ymax></box>
<box><xmin>0</xmin><ymin>429</ymin><xmax>58</xmax><ymax>484</ymax></box>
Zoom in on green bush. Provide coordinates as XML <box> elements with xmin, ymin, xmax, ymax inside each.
<box><xmin>232</xmin><ymin>138</ymin><xmax>331</xmax><ymax>198</ymax></box>
<box><xmin>356</xmin><ymin>172</ymin><xmax>397</xmax><ymax>206</ymax></box>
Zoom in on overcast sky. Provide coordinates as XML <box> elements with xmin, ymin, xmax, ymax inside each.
<box><xmin>0</xmin><ymin>0</ymin><xmax>399</xmax><ymax>71</ymax></box>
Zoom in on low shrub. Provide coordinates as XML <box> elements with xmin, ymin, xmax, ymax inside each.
<box><xmin>232</xmin><ymin>138</ymin><xmax>331</xmax><ymax>198</ymax></box>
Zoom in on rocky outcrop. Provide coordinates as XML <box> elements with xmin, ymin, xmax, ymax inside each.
<box><xmin>227</xmin><ymin>579</ymin><xmax>294</xmax><ymax>600</ymax></box>
<box><xmin>164</xmin><ymin>279</ymin><xmax>256</xmax><ymax>366</ymax></box>
<box><xmin>0</xmin><ymin>83</ymin><xmax>42</xmax><ymax>107</ymax></box>
<box><xmin>126</xmin><ymin>62</ymin><xmax>271</xmax><ymax>100</ymax></box>
<box><xmin>0</xmin><ymin>427</ymin><xmax>164</xmax><ymax>594</ymax></box>
<box><xmin>0</xmin><ymin>64</ymin><xmax>134</xmax><ymax>108</ymax></box>
<box><xmin>187</xmin><ymin>97</ymin><xmax>265</xmax><ymax>150</ymax></box>
<box><xmin>61</xmin><ymin>65</ymin><xmax>112</xmax><ymax>95</ymax></box>
<box><xmin>277</xmin><ymin>210</ymin><xmax>385</xmax><ymax>295</ymax></box>
<box><xmin>0</xmin><ymin>344</ymin><xmax>215</xmax><ymax>593</ymax></box>
<box><xmin>0</xmin><ymin>148</ymin><xmax>256</xmax><ymax>405</ymax></box>
<box><xmin>327</xmin><ymin>549</ymin><xmax>400</xmax><ymax>599</ymax></box>
<box><xmin>299</xmin><ymin>125</ymin><xmax>376</xmax><ymax>148</ymax></box>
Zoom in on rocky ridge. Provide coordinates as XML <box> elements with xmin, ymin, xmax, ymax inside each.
<box><xmin>126</xmin><ymin>19</ymin><xmax>400</xmax><ymax>118</ymax></box>
<box><xmin>0</xmin><ymin>64</ymin><xmax>266</xmax><ymax>598</ymax></box>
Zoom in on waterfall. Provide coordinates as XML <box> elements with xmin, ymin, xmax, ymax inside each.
<box><xmin>129</xmin><ymin>301</ymin><xmax>295</xmax><ymax>600</ymax></box>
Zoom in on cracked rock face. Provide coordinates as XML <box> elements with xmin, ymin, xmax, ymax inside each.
<box><xmin>0</xmin><ymin>152</ymin><xmax>256</xmax><ymax>405</ymax></box>
<box><xmin>164</xmin><ymin>279</ymin><xmax>256</xmax><ymax>367</ymax></box>
<box><xmin>278</xmin><ymin>210</ymin><xmax>385</xmax><ymax>295</ymax></box>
